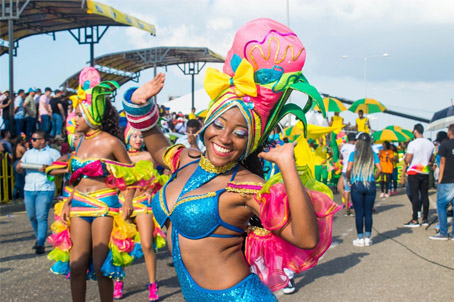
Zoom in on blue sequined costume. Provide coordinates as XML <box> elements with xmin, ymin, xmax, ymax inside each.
<box><xmin>152</xmin><ymin>159</ymin><xmax>277</xmax><ymax>301</ymax></box>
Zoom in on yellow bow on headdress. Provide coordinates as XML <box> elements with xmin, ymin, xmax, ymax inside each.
<box><xmin>204</xmin><ymin>59</ymin><xmax>257</xmax><ymax>101</ymax></box>
<box><xmin>69</xmin><ymin>85</ymin><xmax>89</xmax><ymax>109</ymax></box>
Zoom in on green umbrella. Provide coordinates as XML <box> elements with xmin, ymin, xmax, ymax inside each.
<box><xmin>372</xmin><ymin>129</ymin><xmax>409</xmax><ymax>143</ymax></box>
<box><xmin>384</xmin><ymin>125</ymin><xmax>414</xmax><ymax>140</ymax></box>
<box><xmin>314</xmin><ymin>97</ymin><xmax>347</xmax><ymax>113</ymax></box>
<box><xmin>348</xmin><ymin>98</ymin><xmax>386</xmax><ymax>114</ymax></box>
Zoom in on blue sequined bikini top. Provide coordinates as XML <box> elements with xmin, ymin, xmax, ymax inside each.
<box><xmin>69</xmin><ymin>138</ymin><xmax>110</xmax><ymax>182</ymax></box>
<box><xmin>152</xmin><ymin>159</ymin><xmax>244</xmax><ymax>239</ymax></box>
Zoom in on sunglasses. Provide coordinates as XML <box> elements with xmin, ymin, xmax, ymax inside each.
<box><xmin>31</xmin><ymin>137</ymin><xmax>43</xmax><ymax>142</ymax></box>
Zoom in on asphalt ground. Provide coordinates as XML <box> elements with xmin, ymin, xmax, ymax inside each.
<box><xmin>0</xmin><ymin>188</ymin><xmax>452</xmax><ymax>302</ymax></box>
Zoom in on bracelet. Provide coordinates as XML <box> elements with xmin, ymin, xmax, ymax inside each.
<box><xmin>126</xmin><ymin>103</ymin><xmax>159</xmax><ymax>131</ymax></box>
<box><xmin>122</xmin><ymin>87</ymin><xmax>154</xmax><ymax>116</ymax></box>
<box><xmin>123</xmin><ymin>87</ymin><xmax>159</xmax><ymax>131</ymax></box>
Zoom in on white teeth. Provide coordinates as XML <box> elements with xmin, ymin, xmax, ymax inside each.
<box><xmin>213</xmin><ymin>143</ymin><xmax>231</xmax><ymax>154</ymax></box>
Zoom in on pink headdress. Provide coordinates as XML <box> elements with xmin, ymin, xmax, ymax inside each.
<box><xmin>201</xmin><ymin>18</ymin><xmax>325</xmax><ymax>159</ymax></box>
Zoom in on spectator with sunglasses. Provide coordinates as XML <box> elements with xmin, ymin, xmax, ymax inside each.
<box><xmin>16</xmin><ymin>130</ymin><xmax>60</xmax><ymax>254</ymax></box>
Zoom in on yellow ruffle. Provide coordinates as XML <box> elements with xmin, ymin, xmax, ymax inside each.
<box><xmin>106</xmin><ymin>160</ymin><xmax>157</xmax><ymax>186</ymax></box>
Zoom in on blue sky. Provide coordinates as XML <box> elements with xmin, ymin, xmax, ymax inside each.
<box><xmin>1</xmin><ymin>0</ymin><xmax>453</xmax><ymax>134</ymax></box>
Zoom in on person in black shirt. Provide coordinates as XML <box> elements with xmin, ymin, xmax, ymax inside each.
<box><xmin>430</xmin><ymin>123</ymin><xmax>454</xmax><ymax>240</ymax></box>
<box><xmin>49</xmin><ymin>90</ymin><xmax>65</xmax><ymax>137</ymax></box>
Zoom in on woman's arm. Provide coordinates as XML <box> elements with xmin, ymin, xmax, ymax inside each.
<box><xmin>111</xmin><ymin>137</ymin><xmax>135</xmax><ymax>219</ymax></box>
<box><xmin>129</xmin><ymin>73</ymin><xmax>172</xmax><ymax>168</ymax></box>
<box><xmin>256</xmin><ymin>142</ymin><xmax>319</xmax><ymax>249</ymax></box>
<box><xmin>374</xmin><ymin>163</ymin><xmax>382</xmax><ymax>181</ymax></box>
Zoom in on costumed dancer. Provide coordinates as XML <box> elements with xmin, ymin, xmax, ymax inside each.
<box><xmin>113</xmin><ymin>124</ymin><xmax>168</xmax><ymax>301</ymax></box>
<box><xmin>46</xmin><ymin>67</ymin><xmax>156</xmax><ymax>302</ymax></box>
<box><xmin>122</xmin><ymin>18</ymin><xmax>341</xmax><ymax>301</ymax></box>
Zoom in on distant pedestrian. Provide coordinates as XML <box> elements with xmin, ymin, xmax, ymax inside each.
<box><xmin>378</xmin><ymin>141</ymin><xmax>394</xmax><ymax>198</ymax></box>
<box><xmin>39</xmin><ymin>87</ymin><xmax>52</xmax><ymax>134</ymax></box>
<box><xmin>347</xmin><ymin>132</ymin><xmax>382</xmax><ymax>247</ymax></box>
<box><xmin>16</xmin><ymin>130</ymin><xmax>60</xmax><ymax>254</ymax></box>
<box><xmin>24</xmin><ymin>88</ymin><xmax>38</xmax><ymax>138</ymax></box>
<box><xmin>340</xmin><ymin>133</ymin><xmax>356</xmax><ymax>215</ymax></box>
<box><xmin>355</xmin><ymin>110</ymin><xmax>370</xmax><ymax>134</ymax></box>
<box><xmin>430</xmin><ymin>124</ymin><xmax>454</xmax><ymax>240</ymax></box>
<box><xmin>1</xmin><ymin>90</ymin><xmax>11</xmax><ymax>130</ymax></box>
<box><xmin>13</xmin><ymin>89</ymin><xmax>26</xmax><ymax>137</ymax></box>
<box><xmin>12</xmin><ymin>135</ymin><xmax>27</xmax><ymax>202</ymax></box>
<box><xmin>50</xmin><ymin>90</ymin><xmax>65</xmax><ymax>137</ymax></box>
<box><xmin>403</xmin><ymin>123</ymin><xmax>434</xmax><ymax>228</ymax></box>
<box><xmin>388</xmin><ymin>144</ymin><xmax>399</xmax><ymax>195</ymax></box>
<box><xmin>175</xmin><ymin>119</ymin><xmax>205</xmax><ymax>151</ymax></box>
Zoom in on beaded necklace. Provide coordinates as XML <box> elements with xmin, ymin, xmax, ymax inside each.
<box><xmin>84</xmin><ymin>129</ymin><xmax>102</xmax><ymax>140</ymax></box>
<box><xmin>199</xmin><ymin>155</ymin><xmax>237</xmax><ymax>174</ymax></box>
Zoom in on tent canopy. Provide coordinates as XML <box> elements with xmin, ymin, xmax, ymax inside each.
<box><xmin>0</xmin><ymin>0</ymin><xmax>156</xmax><ymax>55</ymax></box>
<box><xmin>61</xmin><ymin>46</ymin><xmax>225</xmax><ymax>89</ymax></box>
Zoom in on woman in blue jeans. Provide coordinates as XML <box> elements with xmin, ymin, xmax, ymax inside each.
<box><xmin>347</xmin><ymin>133</ymin><xmax>382</xmax><ymax>247</ymax></box>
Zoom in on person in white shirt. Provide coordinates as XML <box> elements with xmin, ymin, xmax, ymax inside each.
<box><xmin>16</xmin><ymin>130</ymin><xmax>60</xmax><ymax>254</ymax></box>
<box><xmin>403</xmin><ymin>123</ymin><xmax>434</xmax><ymax>228</ymax></box>
<box><xmin>340</xmin><ymin>133</ymin><xmax>356</xmax><ymax>215</ymax></box>
<box><xmin>175</xmin><ymin>119</ymin><xmax>205</xmax><ymax>152</ymax></box>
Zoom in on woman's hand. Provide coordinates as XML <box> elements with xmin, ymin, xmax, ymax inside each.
<box><xmin>144</xmin><ymin>191</ymin><xmax>153</xmax><ymax>206</ymax></box>
<box><xmin>122</xmin><ymin>201</ymin><xmax>134</xmax><ymax>220</ymax></box>
<box><xmin>258</xmin><ymin>142</ymin><xmax>297</xmax><ymax>167</ymax></box>
<box><xmin>131</xmin><ymin>73</ymin><xmax>166</xmax><ymax>105</ymax></box>
<box><xmin>61</xmin><ymin>201</ymin><xmax>71</xmax><ymax>226</ymax></box>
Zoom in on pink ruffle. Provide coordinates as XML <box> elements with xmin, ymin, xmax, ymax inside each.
<box><xmin>70</xmin><ymin>160</ymin><xmax>104</xmax><ymax>185</ymax></box>
<box><xmin>48</xmin><ymin>228</ymin><xmax>72</xmax><ymax>251</ymax></box>
<box><xmin>246</xmin><ymin>187</ymin><xmax>342</xmax><ymax>291</ymax></box>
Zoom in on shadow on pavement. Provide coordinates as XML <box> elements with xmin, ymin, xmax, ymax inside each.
<box><xmin>374</xmin><ymin>203</ymin><xmax>404</xmax><ymax>214</ymax></box>
<box><xmin>0</xmin><ymin>234</ymin><xmax>35</xmax><ymax>244</ymax></box>
<box><xmin>0</xmin><ymin>252</ymin><xmax>42</xmax><ymax>263</ymax></box>
<box><xmin>294</xmin><ymin>252</ymin><xmax>369</xmax><ymax>291</ymax></box>
<box><xmin>372</xmin><ymin>227</ymin><xmax>412</xmax><ymax>244</ymax></box>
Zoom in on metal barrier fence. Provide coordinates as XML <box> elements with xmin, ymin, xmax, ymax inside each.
<box><xmin>0</xmin><ymin>152</ymin><xmax>63</xmax><ymax>203</ymax></box>
<box><xmin>1</xmin><ymin>152</ymin><xmax>14</xmax><ymax>203</ymax></box>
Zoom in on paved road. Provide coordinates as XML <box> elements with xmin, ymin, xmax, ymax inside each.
<box><xmin>1</xmin><ymin>189</ymin><xmax>452</xmax><ymax>302</ymax></box>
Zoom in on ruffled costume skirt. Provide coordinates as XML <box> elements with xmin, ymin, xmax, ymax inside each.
<box><xmin>118</xmin><ymin>194</ymin><xmax>166</xmax><ymax>259</ymax></box>
<box><xmin>47</xmin><ymin>187</ymin><xmax>138</xmax><ymax>281</ymax></box>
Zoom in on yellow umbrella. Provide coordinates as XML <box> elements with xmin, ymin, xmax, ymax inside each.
<box><xmin>372</xmin><ymin>129</ymin><xmax>409</xmax><ymax>143</ymax></box>
<box><xmin>196</xmin><ymin>109</ymin><xmax>208</xmax><ymax>118</ymax></box>
<box><xmin>314</xmin><ymin>97</ymin><xmax>347</xmax><ymax>113</ymax></box>
<box><xmin>348</xmin><ymin>98</ymin><xmax>386</xmax><ymax>114</ymax></box>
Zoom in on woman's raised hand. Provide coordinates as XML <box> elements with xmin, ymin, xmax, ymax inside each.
<box><xmin>131</xmin><ymin>73</ymin><xmax>166</xmax><ymax>105</ymax></box>
<box><xmin>258</xmin><ymin>141</ymin><xmax>297</xmax><ymax>166</ymax></box>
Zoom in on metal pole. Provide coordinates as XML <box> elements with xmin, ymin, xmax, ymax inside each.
<box><xmin>364</xmin><ymin>56</ymin><xmax>367</xmax><ymax>98</ymax></box>
<box><xmin>286</xmin><ymin>0</ymin><xmax>290</xmax><ymax>27</ymax></box>
<box><xmin>8</xmin><ymin>19</ymin><xmax>14</xmax><ymax>118</ymax></box>
<box><xmin>191</xmin><ymin>74</ymin><xmax>195</xmax><ymax>110</ymax></box>
<box><xmin>90</xmin><ymin>42</ymin><xmax>94</xmax><ymax>66</ymax></box>
<box><xmin>153</xmin><ymin>64</ymin><xmax>157</xmax><ymax>103</ymax></box>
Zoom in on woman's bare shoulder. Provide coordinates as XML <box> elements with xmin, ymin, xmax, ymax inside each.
<box><xmin>233</xmin><ymin>167</ymin><xmax>265</xmax><ymax>185</ymax></box>
<box><xmin>178</xmin><ymin>147</ymin><xmax>202</xmax><ymax>166</ymax></box>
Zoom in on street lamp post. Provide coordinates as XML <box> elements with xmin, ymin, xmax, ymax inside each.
<box><xmin>342</xmin><ymin>53</ymin><xmax>389</xmax><ymax>97</ymax></box>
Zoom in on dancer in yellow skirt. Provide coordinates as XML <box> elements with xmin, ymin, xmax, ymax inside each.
<box><xmin>46</xmin><ymin>67</ymin><xmax>158</xmax><ymax>302</ymax></box>
<box><xmin>114</xmin><ymin>123</ymin><xmax>168</xmax><ymax>301</ymax></box>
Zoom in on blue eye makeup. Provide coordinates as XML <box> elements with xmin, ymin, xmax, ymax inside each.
<box><xmin>233</xmin><ymin>128</ymin><xmax>248</xmax><ymax>138</ymax></box>
<box><xmin>213</xmin><ymin>119</ymin><xmax>225</xmax><ymax>129</ymax></box>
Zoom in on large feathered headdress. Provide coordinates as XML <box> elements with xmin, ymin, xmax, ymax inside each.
<box><xmin>200</xmin><ymin>18</ymin><xmax>325</xmax><ymax>160</ymax></box>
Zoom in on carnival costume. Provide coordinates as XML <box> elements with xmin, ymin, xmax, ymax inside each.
<box><xmin>46</xmin><ymin>67</ymin><xmax>162</xmax><ymax>282</ymax></box>
<box><xmin>123</xmin><ymin>19</ymin><xmax>341</xmax><ymax>301</ymax></box>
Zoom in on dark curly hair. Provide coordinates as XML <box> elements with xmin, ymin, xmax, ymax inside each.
<box><xmin>101</xmin><ymin>98</ymin><xmax>124</xmax><ymax>144</ymax></box>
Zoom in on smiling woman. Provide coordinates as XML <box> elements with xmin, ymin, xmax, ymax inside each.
<box><xmin>122</xmin><ymin>18</ymin><xmax>341</xmax><ymax>301</ymax></box>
